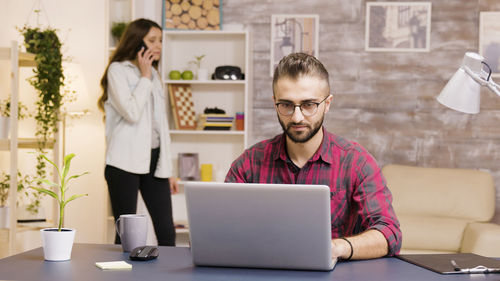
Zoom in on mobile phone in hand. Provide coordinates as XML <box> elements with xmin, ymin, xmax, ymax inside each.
<box><xmin>135</xmin><ymin>40</ymin><xmax>148</xmax><ymax>54</ymax></box>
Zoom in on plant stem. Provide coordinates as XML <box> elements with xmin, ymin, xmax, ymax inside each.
<box><xmin>58</xmin><ymin>202</ymin><xmax>64</xmax><ymax>231</ymax></box>
<box><xmin>59</xmin><ymin>169</ymin><xmax>64</xmax><ymax>231</ymax></box>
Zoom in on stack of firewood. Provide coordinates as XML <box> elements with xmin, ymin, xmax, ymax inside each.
<box><xmin>165</xmin><ymin>0</ymin><xmax>221</xmax><ymax>30</ymax></box>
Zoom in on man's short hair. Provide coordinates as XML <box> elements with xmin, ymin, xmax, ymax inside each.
<box><xmin>272</xmin><ymin>52</ymin><xmax>330</xmax><ymax>96</ymax></box>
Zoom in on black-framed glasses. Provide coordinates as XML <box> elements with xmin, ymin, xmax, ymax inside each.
<box><xmin>275</xmin><ymin>95</ymin><xmax>330</xmax><ymax>116</ymax></box>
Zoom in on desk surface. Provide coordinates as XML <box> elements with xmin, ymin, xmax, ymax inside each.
<box><xmin>0</xmin><ymin>244</ymin><xmax>498</xmax><ymax>281</ymax></box>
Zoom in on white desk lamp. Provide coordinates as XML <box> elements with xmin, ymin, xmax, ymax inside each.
<box><xmin>437</xmin><ymin>52</ymin><xmax>500</xmax><ymax>114</ymax></box>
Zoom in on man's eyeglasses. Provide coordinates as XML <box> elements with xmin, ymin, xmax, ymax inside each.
<box><xmin>275</xmin><ymin>95</ymin><xmax>330</xmax><ymax>116</ymax></box>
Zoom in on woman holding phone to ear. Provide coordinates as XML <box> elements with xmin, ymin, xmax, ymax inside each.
<box><xmin>98</xmin><ymin>18</ymin><xmax>178</xmax><ymax>246</ymax></box>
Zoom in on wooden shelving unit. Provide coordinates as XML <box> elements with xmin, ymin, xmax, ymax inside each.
<box><xmin>163</xmin><ymin>30</ymin><xmax>253</xmax><ymax>176</ymax></box>
<box><xmin>0</xmin><ymin>138</ymin><xmax>56</xmax><ymax>150</ymax></box>
<box><xmin>162</xmin><ymin>30</ymin><xmax>253</xmax><ymax>232</ymax></box>
<box><xmin>0</xmin><ymin>41</ymin><xmax>60</xmax><ymax>257</ymax></box>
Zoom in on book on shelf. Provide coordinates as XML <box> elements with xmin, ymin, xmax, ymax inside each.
<box><xmin>203</xmin><ymin>124</ymin><xmax>232</xmax><ymax>130</ymax></box>
<box><xmin>197</xmin><ymin>113</ymin><xmax>234</xmax><ymax>130</ymax></box>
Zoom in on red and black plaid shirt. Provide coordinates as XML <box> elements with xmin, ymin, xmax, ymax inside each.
<box><xmin>225</xmin><ymin>128</ymin><xmax>402</xmax><ymax>256</ymax></box>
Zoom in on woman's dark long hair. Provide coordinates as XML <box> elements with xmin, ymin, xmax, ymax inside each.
<box><xmin>98</xmin><ymin>18</ymin><xmax>161</xmax><ymax>112</ymax></box>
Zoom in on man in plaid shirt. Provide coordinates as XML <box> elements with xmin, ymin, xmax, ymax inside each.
<box><xmin>226</xmin><ymin>53</ymin><xmax>402</xmax><ymax>260</ymax></box>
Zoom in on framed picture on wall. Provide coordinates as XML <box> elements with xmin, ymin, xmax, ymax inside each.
<box><xmin>365</xmin><ymin>2</ymin><xmax>432</xmax><ymax>52</ymax></box>
<box><xmin>480</xmin><ymin>12</ymin><xmax>500</xmax><ymax>78</ymax></box>
<box><xmin>163</xmin><ymin>0</ymin><xmax>221</xmax><ymax>30</ymax></box>
<box><xmin>270</xmin><ymin>14</ymin><xmax>319</xmax><ymax>76</ymax></box>
<box><xmin>178</xmin><ymin>153</ymin><xmax>199</xmax><ymax>181</ymax></box>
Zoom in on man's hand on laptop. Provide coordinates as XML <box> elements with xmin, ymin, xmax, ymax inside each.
<box><xmin>331</xmin><ymin>238</ymin><xmax>352</xmax><ymax>260</ymax></box>
<box><xmin>331</xmin><ymin>230</ymin><xmax>390</xmax><ymax>260</ymax></box>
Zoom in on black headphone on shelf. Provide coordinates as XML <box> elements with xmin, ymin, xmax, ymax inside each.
<box><xmin>211</xmin><ymin>66</ymin><xmax>244</xmax><ymax>80</ymax></box>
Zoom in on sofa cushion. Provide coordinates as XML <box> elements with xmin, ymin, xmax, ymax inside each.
<box><xmin>461</xmin><ymin>222</ymin><xmax>500</xmax><ymax>257</ymax></box>
<box><xmin>382</xmin><ymin>165</ymin><xmax>494</xmax><ymax>221</ymax></box>
<box><xmin>398</xmin><ymin>215</ymin><xmax>468</xmax><ymax>252</ymax></box>
<box><xmin>399</xmin><ymin>249</ymin><xmax>456</xmax><ymax>255</ymax></box>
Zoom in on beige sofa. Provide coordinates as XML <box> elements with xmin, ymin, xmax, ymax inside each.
<box><xmin>382</xmin><ymin>164</ymin><xmax>500</xmax><ymax>257</ymax></box>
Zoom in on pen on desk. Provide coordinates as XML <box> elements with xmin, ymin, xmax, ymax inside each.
<box><xmin>450</xmin><ymin>260</ymin><xmax>500</xmax><ymax>274</ymax></box>
<box><xmin>451</xmin><ymin>260</ymin><xmax>461</xmax><ymax>271</ymax></box>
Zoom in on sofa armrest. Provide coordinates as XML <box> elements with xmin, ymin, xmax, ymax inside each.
<box><xmin>461</xmin><ymin>222</ymin><xmax>500</xmax><ymax>257</ymax></box>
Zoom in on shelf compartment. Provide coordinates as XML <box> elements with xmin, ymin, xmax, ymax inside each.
<box><xmin>170</xmin><ymin>130</ymin><xmax>244</xmax><ymax>136</ymax></box>
<box><xmin>164</xmin><ymin>30</ymin><xmax>248</xmax><ymax>36</ymax></box>
<box><xmin>163</xmin><ymin>31</ymin><xmax>247</xmax><ymax>82</ymax></box>
<box><xmin>164</xmin><ymin>80</ymin><xmax>246</xmax><ymax>85</ymax></box>
<box><xmin>0</xmin><ymin>47</ymin><xmax>36</xmax><ymax>67</ymax></box>
<box><xmin>0</xmin><ymin>138</ymin><xmax>56</xmax><ymax>150</ymax></box>
<box><xmin>16</xmin><ymin>220</ymin><xmax>55</xmax><ymax>233</ymax></box>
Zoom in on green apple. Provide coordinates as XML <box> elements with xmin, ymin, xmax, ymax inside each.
<box><xmin>181</xmin><ymin>70</ymin><xmax>193</xmax><ymax>80</ymax></box>
<box><xmin>169</xmin><ymin>70</ymin><xmax>181</xmax><ymax>80</ymax></box>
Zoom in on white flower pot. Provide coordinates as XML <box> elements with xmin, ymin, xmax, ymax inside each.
<box><xmin>0</xmin><ymin>206</ymin><xmax>9</xmax><ymax>228</ymax></box>
<box><xmin>40</xmin><ymin>228</ymin><xmax>76</xmax><ymax>261</ymax></box>
<box><xmin>0</xmin><ymin>116</ymin><xmax>10</xmax><ymax>139</ymax></box>
<box><xmin>197</xmin><ymin>68</ymin><xmax>209</xmax><ymax>80</ymax></box>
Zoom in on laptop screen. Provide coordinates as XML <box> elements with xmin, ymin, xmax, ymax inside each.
<box><xmin>185</xmin><ymin>182</ymin><xmax>336</xmax><ymax>271</ymax></box>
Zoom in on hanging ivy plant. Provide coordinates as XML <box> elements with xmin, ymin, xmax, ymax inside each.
<box><xmin>20</xmin><ymin>26</ymin><xmax>64</xmax><ymax>143</ymax></box>
<box><xmin>18</xmin><ymin>26</ymin><xmax>65</xmax><ymax>214</ymax></box>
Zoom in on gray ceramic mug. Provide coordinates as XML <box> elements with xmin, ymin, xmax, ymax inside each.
<box><xmin>115</xmin><ymin>214</ymin><xmax>148</xmax><ymax>252</ymax></box>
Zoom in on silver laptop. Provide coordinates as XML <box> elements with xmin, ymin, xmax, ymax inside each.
<box><xmin>184</xmin><ymin>182</ymin><xmax>337</xmax><ymax>271</ymax></box>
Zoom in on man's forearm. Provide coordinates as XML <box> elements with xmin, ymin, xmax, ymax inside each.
<box><xmin>331</xmin><ymin>229</ymin><xmax>388</xmax><ymax>260</ymax></box>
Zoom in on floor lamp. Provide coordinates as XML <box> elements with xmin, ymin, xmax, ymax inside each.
<box><xmin>437</xmin><ymin>52</ymin><xmax>500</xmax><ymax>113</ymax></box>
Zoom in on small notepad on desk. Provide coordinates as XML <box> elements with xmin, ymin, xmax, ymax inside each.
<box><xmin>95</xmin><ymin>261</ymin><xmax>132</xmax><ymax>270</ymax></box>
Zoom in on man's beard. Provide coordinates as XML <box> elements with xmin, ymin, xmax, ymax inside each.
<box><xmin>278</xmin><ymin>114</ymin><xmax>324</xmax><ymax>143</ymax></box>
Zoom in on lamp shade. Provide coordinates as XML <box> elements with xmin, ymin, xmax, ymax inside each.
<box><xmin>437</xmin><ymin>68</ymin><xmax>481</xmax><ymax>114</ymax></box>
<box><xmin>437</xmin><ymin>52</ymin><xmax>483</xmax><ymax>114</ymax></box>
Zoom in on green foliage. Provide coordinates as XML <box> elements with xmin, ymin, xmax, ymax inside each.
<box><xmin>30</xmin><ymin>153</ymin><xmax>88</xmax><ymax>231</ymax></box>
<box><xmin>19</xmin><ymin>26</ymin><xmax>64</xmax><ymax>146</ymax></box>
<box><xmin>0</xmin><ymin>98</ymin><xmax>31</xmax><ymax>119</ymax></box>
<box><xmin>0</xmin><ymin>171</ymin><xmax>32</xmax><ymax>207</ymax></box>
<box><xmin>111</xmin><ymin>22</ymin><xmax>128</xmax><ymax>42</ymax></box>
<box><xmin>0</xmin><ymin>172</ymin><xmax>8</xmax><ymax>207</ymax></box>
<box><xmin>189</xmin><ymin>54</ymin><xmax>205</xmax><ymax>69</ymax></box>
<box><xmin>19</xmin><ymin>26</ymin><xmax>65</xmax><ymax>213</ymax></box>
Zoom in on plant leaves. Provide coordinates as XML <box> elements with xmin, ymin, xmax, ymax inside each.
<box><xmin>34</xmin><ymin>178</ymin><xmax>58</xmax><ymax>188</ymax></box>
<box><xmin>40</xmin><ymin>154</ymin><xmax>60</xmax><ymax>177</ymax></box>
<box><xmin>29</xmin><ymin>186</ymin><xmax>59</xmax><ymax>200</ymax></box>
<box><xmin>62</xmin><ymin>193</ymin><xmax>88</xmax><ymax>208</ymax></box>
<box><xmin>61</xmin><ymin>153</ymin><xmax>75</xmax><ymax>185</ymax></box>
<box><xmin>64</xmin><ymin>172</ymin><xmax>90</xmax><ymax>192</ymax></box>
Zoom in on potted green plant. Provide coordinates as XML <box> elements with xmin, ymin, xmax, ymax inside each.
<box><xmin>0</xmin><ymin>99</ymin><xmax>9</xmax><ymax>139</ymax></box>
<box><xmin>30</xmin><ymin>153</ymin><xmax>88</xmax><ymax>261</ymax></box>
<box><xmin>0</xmin><ymin>172</ymin><xmax>10</xmax><ymax>228</ymax></box>
<box><xmin>189</xmin><ymin>54</ymin><xmax>207</xmax><ymax>80</ymax></box>
<box><xmin>0</xmin><ymin>171</ymin><xmax>31</xmax><ymax>228</ymax></box>
<box><xmin>0</xmin><ymin>98</ymin><xmax>29</xmax><ymax>139</ymax></box>
<box><xmin>111</xmin><ymin>22</ymin><xmax>127</xmax><ymax>45</ymax></box>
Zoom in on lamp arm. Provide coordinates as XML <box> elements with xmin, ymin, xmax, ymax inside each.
<box><xmin>463</xmin><ymin>66</ymin><xmax>500</xmax><ymax>97</ymax></box>
<box><xmin>463</xmin><ymin>66</ymin><xmax>488</xmax><ymax>86</ymax></box>
<box><xmin>487</xmin><ymin>80</ymin><xmax>500</xmax><ymax>97</ymax></box>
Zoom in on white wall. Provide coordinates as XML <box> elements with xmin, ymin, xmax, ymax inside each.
<box><xmin>0</xmin><ymin>0</ymin><xmax>108</xmax><ymax>249</ymax></box>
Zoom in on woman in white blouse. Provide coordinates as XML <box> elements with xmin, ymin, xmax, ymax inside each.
<box><xmin>98</xmin><ymin>18</ymin><xmax>178</xmax><ymax>246</ymax></box>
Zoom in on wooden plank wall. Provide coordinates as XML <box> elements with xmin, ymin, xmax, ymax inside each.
<box><xmin>223</xmin><ymin>0</ymin><xmax>500</xmax><ymax>223</ymax></box>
